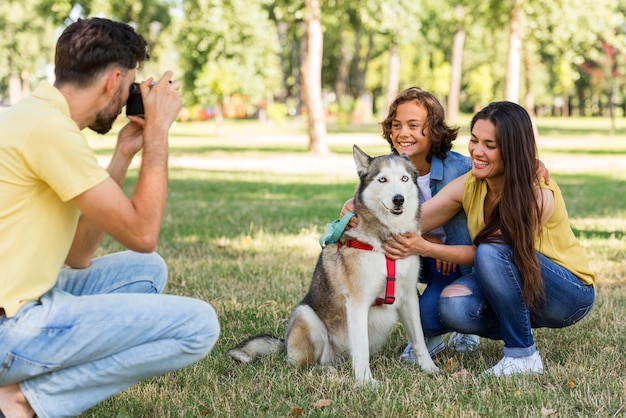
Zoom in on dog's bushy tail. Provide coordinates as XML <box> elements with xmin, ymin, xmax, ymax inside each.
<box><xmin>228</xmin><ymin>334</ymin><xmax>284</xmax><ymax>363</ymax></box>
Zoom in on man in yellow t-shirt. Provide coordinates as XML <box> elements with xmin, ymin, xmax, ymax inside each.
<box><xmin>0</xmin><ymin>18</ymin><xmax>219</xmax><ymax>417</ymax></box>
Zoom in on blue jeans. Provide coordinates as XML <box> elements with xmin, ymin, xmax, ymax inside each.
<box><xmin>438</xmin><ymin>243</ymin><xmax>594</xmax><ymax>358</ymax></box>
<box><xmin>418</xmin><ymin>257</ymin><xmax>462</xmax><ymax>337</ymax></box>
<box><xmin>0</xmin><ymin>251</ymin><xmax>220</xmax><ymax>418</ymax></box>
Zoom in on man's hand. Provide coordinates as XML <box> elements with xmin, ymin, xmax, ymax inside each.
<box><xmin>140</xmin><ymin>71</ymin><xmax>183</xmax><ymax>130</ymax></box>
<box><xmin>341</xmin><ymin>198</ymin><xmax>359</xmax><ymax>228</ymax></box>
<box><xmin>117</xmin><ymin>119</ymin><xmax>145</xmax><ymax>159</ymax></box>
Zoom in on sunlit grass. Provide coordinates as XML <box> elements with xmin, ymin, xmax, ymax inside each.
<box><xmin>84</xmin><ymin>118</ymin><xmax>625</xmax><ymax>417</ymax></box>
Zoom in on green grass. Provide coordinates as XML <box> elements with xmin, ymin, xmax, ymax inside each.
<box><xmin>83</xmin><ymin>118</ymin><xmax>625</xmax><ymax>417</ymax></box>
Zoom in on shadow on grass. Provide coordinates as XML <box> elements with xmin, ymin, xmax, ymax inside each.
<box><xmin>555</xmin><ymin>173</ymin><xmax>626</xmax><ymax>220</ymax></box>
<box><xmin>160</xmin><ymin>170</ymin><xmax>358</xmax><ymax>240</ymax></box>
<box><xmin>141</xmin><ymin>169</ymin><xmax>626</xmax><ymax>243</ymax></box>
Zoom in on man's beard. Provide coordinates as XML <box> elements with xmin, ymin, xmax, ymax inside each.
<box><xmin>89</xmin><ymin>89</ymin><xmax>123</xmax><ymax>134</ymax></box>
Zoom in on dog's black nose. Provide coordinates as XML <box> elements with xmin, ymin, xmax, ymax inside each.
<box><xmin>392</xmin><ymin>194</ymin><xmax>405</xmax><ymax>207</ymax></box>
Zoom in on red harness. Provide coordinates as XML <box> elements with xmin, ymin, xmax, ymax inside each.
<box><xmin>337</xmin><ymin>239</ymin><xmax>396</xmax><ymax>306</ymax></box>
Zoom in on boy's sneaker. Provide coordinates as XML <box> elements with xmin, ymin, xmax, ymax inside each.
<box><xmin>447</xmin><ymin>332</ymin><xmax>480</xmax><ymax>353</ymax></box>
<box><xmin>400</xmin><ymin>336</ymin><xmax>446</xmax><ymax>364</ymax></box>
<box><xmin>483</xmin><ymin>352</ymin><xmax>544</xmax><ymax>377</ymax></box>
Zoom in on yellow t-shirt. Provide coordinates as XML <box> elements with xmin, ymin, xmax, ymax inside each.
<box><xmin>463</xmin><ymin>174</ymin><xmax>595</xmax><ymax>286</ymax></box>
<box><xmin>0</xmin><ymin>82</ymin><xmax>110</xmax><ymax>317</ymax></box>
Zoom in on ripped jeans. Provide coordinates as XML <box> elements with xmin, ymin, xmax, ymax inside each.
<box><xmin>437</xmin><ymin>243</ymin><xmax>594</xmax><ymax>358</ymax></box>
<box><xmin>0</xmin><ymin>251</ymin><xmax>220</xmax><ymax>418</ymax></box>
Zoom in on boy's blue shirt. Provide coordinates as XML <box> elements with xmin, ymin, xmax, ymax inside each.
<box><xmin>430</xmin><ymin>151</ymin><xmax>473</xmax><ymax>275</ymax></box>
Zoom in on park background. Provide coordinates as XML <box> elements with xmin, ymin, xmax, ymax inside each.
<box><xmin>2</xmin><ymin>0</ymin><xmax>625</xmax><ymax>416</ymax></box>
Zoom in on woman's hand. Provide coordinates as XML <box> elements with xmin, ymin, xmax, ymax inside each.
<box><xmin>383</xmin><ymin>233</ymin><xmax>469</xmax><ymax>271</ymax></box>
<box><xmin>382</xmin><ymin>232</ymin><xmax>426</xmax><ymax>260</ymax></box>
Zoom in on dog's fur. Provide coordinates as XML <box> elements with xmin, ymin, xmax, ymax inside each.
<box><xmin>228</xmin><ymin>145</ymin><xmax>438</xmax><ymax>384</ymax></box>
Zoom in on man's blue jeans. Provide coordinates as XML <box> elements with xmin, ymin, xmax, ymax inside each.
<box><xmin>438</xmin><ymin>243</ymin><xmax>594</xmax><ymax>358</ymax></box>
<box><xmin>0</xmin><ymin>251</ymin><xmax>220</xmax><ymax>418</ymax></box>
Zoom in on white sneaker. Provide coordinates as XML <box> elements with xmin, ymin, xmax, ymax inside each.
<box><xmin>483</xmin><ymin>352</ymin><xmax>544</xmax><ymax>377</ymax></box>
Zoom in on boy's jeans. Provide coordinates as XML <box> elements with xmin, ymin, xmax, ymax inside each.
<box><xmin>0</xmin><ymin>251</ymin><xmax>220</xmax><ymax>418</ymax></box>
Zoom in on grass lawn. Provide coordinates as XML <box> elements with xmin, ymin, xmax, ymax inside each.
<box><xmin>84</xmin><ymin>117</ymin><xmax>625</xmax><ymax>417</ymax></box>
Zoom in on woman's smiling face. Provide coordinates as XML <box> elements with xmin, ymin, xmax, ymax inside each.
<box><xmin>469</xmin><ymin>118</ymin><xmax>504</xmax><ymax>180</ymax></box>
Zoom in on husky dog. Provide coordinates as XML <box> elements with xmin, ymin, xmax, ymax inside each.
<box><xmin>228</xmin><ymin>145</ymin><xmax>439</xmax><ymax>385</ymax></box>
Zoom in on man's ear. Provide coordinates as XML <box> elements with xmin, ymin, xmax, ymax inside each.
<box><xmin>103</xmin><ymin>69</ymin><xmax>123</xmax><ymax>98</ymax></box>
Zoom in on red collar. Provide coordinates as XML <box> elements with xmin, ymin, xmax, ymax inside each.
<box><xmin>338</xmin><ymin>239</ymin><xmax>396</xmax><ymax>306</ymax></box>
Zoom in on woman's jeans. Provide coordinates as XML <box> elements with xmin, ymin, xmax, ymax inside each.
<box><xmin>437</xmin><ymin>243</ymin><xmax>594</xmax><ymax>358</ymax></box>
<box><xmin>0</xmin><ymin>251</ymin><xmax>220</xmax><ymax>418</ymax></box>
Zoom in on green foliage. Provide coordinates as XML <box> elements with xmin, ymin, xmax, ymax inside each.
<box><xmin>35</xmin><ymin>0</ymin><xmax>173</xmax><ymax>60</ymax></box>
<box><xmin>266</xmin><ymin>102</ymin><xmax>289</xmax><ymax>123</ymax></box>
<box><xmin>0</xmin><ymin>0</ymin><xmax>56</xmax><ymax>102</ymax></box>
<box><xmin>2</xmin><ymin>0</ymin><xmax>626</xmax><ymax>116</ymax></box>
<box><xmin>176</xmin><ymin>0</ymin><xmax>282</xmax><ymax>107</ymax></box>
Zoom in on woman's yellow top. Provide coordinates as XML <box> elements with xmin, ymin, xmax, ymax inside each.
<box><xmin>463</xmin><ymin>174</ymin><xmax>595</xmax><ymax>286</ymax></box>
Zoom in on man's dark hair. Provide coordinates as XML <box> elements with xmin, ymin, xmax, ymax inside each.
<box><xmin>54</xmin><ymin>17</ymin><xmax>149</xmax><ymax>87</ymax></box>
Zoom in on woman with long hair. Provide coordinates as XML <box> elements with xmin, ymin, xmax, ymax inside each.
<box><xmin>383</xmin><ymin>101</ymin><xmax>595</xmax><ymax>375</ymax></box>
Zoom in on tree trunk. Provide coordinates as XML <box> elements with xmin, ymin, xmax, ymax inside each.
<box><xmin>8</xmin><ymin>74</ymin><xmax>22</xmax><ymax>106</ymax></box>
<box><xmin>447</xmin><ymin>28</ymin><xmax>465</xmax><ymax>122</ymax></box>
<box><xmin>523</xmin><ymin>43</ymin><xmax>535</xmax><ymax>116</ymax></box>
<box><xmin>335</xmin><ymin>25</ymin><xmax>351</xmax><ymax>109</ymax></box>
<box><xmin>275</xmin><ymin>21</ymin><xmax>290</xmax><ymax>103</ymax></box>
<box><xmin>352</xmin><ymin>32</ymin><xmax>374</xmax><ymax>101</ymax></box>
<box><xmin>301</xmin><ymin>0</ymin><xmax>329</xmax><ymax>155</ymax></box>
<box><xmin>505</xmin><ymin>0</ymin><xmax>522</xmax><ymax>103</ymax></box>
<box><xmin>522</xmin><ymin>44</ymin><xmax>539</xmax><ymax>139</ymax></box>
<box><xmin>385</xmin><ymin>35</ymin><xmax>400</xmax><ymax>109</ymax></box>
<box><xmin>20</xmin><ymin>70</ymin><xmax>30</xmax><ymax>98</ymax></box>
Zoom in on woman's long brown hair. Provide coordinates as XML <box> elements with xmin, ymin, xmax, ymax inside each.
<box><xmin>471</xmin><ymin>102</ymin><xmax>544</xmax><ymax>311</ymax></box>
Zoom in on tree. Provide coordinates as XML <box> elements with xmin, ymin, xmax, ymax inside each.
<box><xmin>37</xmin><ymin>0</ymin><xmax>173</xmax><ymax>62</ymax></box>
<box><xmin>448</xmin><ymin>5</ymin><xmax>466</xmax><ymax>121</ymax></box>
<box><xmin>523</xmin><ymin>0</ymin><xmax>625</xmax><ymax>121</ymax></box>
<box><xmin>176</xmin><ymin>0</ymin><xmax>281</xmax><ymax>132</ymax></box>
<box><xmin>0</xmin><ymin>0</ymin><xmax>56</xmax><ymax>104</ymax></box>
<box><xmin>504</xmin><ymin>0</ymin><xmax>522</xmax><ymax>103</ymax></box>
<box><xmin>301</xmin><ymin>0</ymin><xmax>328</xmax><ymax>155</ymax></box>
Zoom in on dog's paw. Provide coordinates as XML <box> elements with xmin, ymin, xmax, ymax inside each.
<box><xmin>424</xmin><ymin>365</ymin><xmax>440</xmax><ymax>374</ymax></box>
<box><xmin>420</xmin><ymin>362</ymin><xmax>440</xmax><ymax>374</ymax></box>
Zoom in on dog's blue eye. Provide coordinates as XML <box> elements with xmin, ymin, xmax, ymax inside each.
<box><xmin>402</xmin><ymin>176</ymin><xmax>409</xmax><ymax>182</ymax></box>
<box><xmin>378</xmin><ymin>177</ymin><xmax>387</xmax><ymax>183</ymax></box>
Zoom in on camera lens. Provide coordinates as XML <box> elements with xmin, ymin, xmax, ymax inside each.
<box><xmin>126</xmin><ymin>82</ymin><xmax>144</xmax><ymax>116</ymax></box>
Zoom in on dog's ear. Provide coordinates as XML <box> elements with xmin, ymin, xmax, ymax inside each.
<box><xmin>353</xmin><ymin>145</ymin><xmax>371</xmax><ymax>176</ymax></box>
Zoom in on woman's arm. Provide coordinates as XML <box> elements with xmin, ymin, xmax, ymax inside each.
<box><xmin>419</xmin><ymin>172</ymin><xmax>467</xmax><ymax>233</ymax></box>
<box><xmin>383</xmin><ymin>231</ymin><xmax>476</xmax><ymax>266</ymax></box>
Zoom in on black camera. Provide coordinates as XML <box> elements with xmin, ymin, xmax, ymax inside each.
<box><xmin>126</xmin><ymin>82</ymin><xmax>144</xmax><ymax>117</ymax></box>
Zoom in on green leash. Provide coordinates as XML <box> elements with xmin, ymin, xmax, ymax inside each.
<box><xmin>319</xmin><ymin>211</ymin><xmax>355</xmax><ymax>248</ymax></box>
